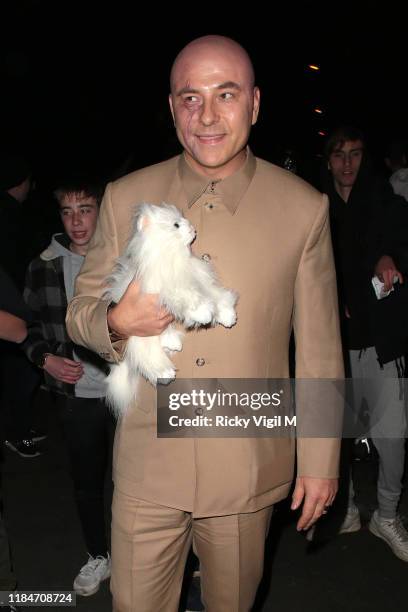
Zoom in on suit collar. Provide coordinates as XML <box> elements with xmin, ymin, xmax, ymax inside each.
<box><xmin>178</xmin><ymin>149</ymin><xmax>256</xmax><ymax>214</ymax></box>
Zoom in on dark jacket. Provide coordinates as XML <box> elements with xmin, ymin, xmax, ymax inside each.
<box><xmin>0</xmin><ymin>192</ymin><xmax>32</xmax><ymax>290</ymax></box>
<box><xmin>0</xmin><ymin>265</ymin><xmax>32</xmax><ymax>357</ymax></box>
<box><xmin>0</xmin><ymin>266</ymin><xmax>31</xmax><ymax>322</ymax></box>
<box><xmin>322</xmin><ymin>157</ymin><xmax>408</xmax><ymax>364</ymax></box>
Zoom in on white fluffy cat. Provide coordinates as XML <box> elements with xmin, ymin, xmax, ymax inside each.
<box><xmin>104</xmin><ymin>203</ymin><xmax>238</xmax><ymax>415</ymax></box>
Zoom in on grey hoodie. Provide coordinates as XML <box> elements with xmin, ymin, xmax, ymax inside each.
<box><xmin>42</xmin><ymin>234</ymin><xmax>107</xmax><ymax>398</ymax></box>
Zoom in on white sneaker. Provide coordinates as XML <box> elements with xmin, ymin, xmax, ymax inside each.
<box><xmin>369</xmin><ymin>510</ymin><xmax>408</xmax><ymax>562</ymax></box>
<box><xmin>73</xmin><ymin>553</ymin><xmax>111</xmax><ymax>596</ymax></box>
<box><xmin>339</xmin><ymin>503</ymin><xmax>361</xmax><ymax>534</ymax></box>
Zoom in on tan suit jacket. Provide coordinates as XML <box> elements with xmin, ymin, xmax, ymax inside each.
<box><xmin>66</xmin><ymin>152</ymin><xmax>344</xmax><ymax>517</ymax></box>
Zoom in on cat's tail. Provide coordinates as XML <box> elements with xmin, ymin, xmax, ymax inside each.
<box><xmin>106</xmin><ymin>360</ymin><xmax>138</xmax><ymax>418</ymax></box>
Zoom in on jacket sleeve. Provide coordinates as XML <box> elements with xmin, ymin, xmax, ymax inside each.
<box><xmin>66</xmin><ymin>182</ymin><xmax>127</xmax><ymax>363</ymax></box>
<box><xmin>22</xmin><ymin>260</ymin><xmax>54</xmax><ymax>364</ymax></box>
<box><xmin>293</xmin><ymin>194</ymin><xmax>344</xmax><ymax>478</ymax></box>
<box><xmin>0</xmin><ymin>265</ymin><xmax>31</xmax><ymax>321</ymax></box>
<box><xmin>381</xmin><ymin>192</ymin><xmax>408</xmax><ymax>275</ymax></box>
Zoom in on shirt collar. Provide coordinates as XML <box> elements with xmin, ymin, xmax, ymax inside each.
<box><xmin>178</xmin><ymin>148</ymin><xmax>256</xmax><ymax>214</ymax></box>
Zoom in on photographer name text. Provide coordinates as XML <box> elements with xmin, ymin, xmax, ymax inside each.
<box><xmin>167</xmin><ymin>415</ymin><xmax>296</xmax><ymax>429</ymax></box>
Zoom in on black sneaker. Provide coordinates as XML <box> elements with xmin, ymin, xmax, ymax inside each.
<box><xmin>4</xmin><ymin>438</ymin><xmax>42</xmax><ymax>458</ymax></box>
<box><xmin>185</xmin><ymin>576</ymin><xmax>204</xmax><ymax>612</ymax></box>
<box><xmin>30</xmin><ymin>428</ymin><xmax>47</xmax><ymax>442</ymax></box>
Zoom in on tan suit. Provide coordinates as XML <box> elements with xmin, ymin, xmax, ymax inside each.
<box><xmin>66</xmin><ymin>152</ymin><xmax>343</xmax><ymax>611</ymax></box>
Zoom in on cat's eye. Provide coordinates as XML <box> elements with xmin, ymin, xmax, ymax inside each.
<box><xmin>174</xmin><ymin>222</ymin><xmax>180</xmax><ymax>228</ymax></box>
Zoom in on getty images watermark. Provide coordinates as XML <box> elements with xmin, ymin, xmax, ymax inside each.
<box><xmin>166</xmin><ymin>387</ymin><xmax>294</xmax><ymax>430</ymax></box>
<box><xmin>157</xmin><ymin>379</ymin><xmax>346</xmax><ymax>438</ymax></box>
<box><xmin>157</xmin><ymin>378</ymin><xmax>406</xmax><ymax>439</ymax></box>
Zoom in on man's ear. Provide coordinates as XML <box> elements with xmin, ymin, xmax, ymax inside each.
<box><xmin>169</xmin><ymin>94</ymin><xmax>175</xmax><ymax>126</ymax></box>
<box><xmin>251</xmin><ymin>87</ymin><xmax>261</xmax><ymax>126</ymax></box>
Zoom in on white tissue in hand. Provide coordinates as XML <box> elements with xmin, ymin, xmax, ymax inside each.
<box><xmin>371</xmin><ymin>275</ymin><xmax>398</xmax><ymax>300</ymax></box>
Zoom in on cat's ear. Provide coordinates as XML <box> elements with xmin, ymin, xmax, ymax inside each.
<box><xmin>136</xmin><ymin>213</ymin><xmax>150</xmax><ymax>232</ymax></box>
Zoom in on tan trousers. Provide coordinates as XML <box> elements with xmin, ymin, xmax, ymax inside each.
<box><xmin>111</xmin><ymin>489</ymin><xmax>273</xmax><ymax>612</ymax></box>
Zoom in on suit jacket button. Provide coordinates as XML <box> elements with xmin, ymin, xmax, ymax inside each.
<box><xmin>196</xmin><ymin>358</ymin><xmax>205</xmax><ymax>366</ymax></box>
<box><xmin>195</xmin><ymin>407</ymin><xmax>203</xmax><ymax>416</ymax></box>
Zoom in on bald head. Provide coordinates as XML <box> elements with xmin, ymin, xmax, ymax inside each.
<box><xmin>168</xmin><ymin>35</ymin><xmax>260</xmax><ymax>180</ymax></box>
<box><xmin>170</xmin><ymin>35</ymin><xmax>255</xmax><ymax>93</ymax></box>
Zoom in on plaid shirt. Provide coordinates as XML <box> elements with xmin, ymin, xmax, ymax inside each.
<box><xmin>23</xmin><ymin>245</ymin><xmax>76</xmax><ymax>396</ymax></box>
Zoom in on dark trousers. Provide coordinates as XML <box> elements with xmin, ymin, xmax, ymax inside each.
<box><xmin>0</xmin><ymin>345</ymin><xmax>40</xmax><ymax>441</ymax></box>
<box><xmin>56</xmin><ymin>396</ymin><xmax>115</xmax><ymax>558</ymax></box>
<box><xmin>0</xmin><ymin>472</ymin><xmax>16</xmax><ymax>590</ymax></box>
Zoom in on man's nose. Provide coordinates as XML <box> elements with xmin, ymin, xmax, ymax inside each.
<box><xmin>72</xmin><ymin>212</ymin><xmax>82</xmax><ymax>225</ymax></box>
<box><xmin>199</xmin><ymin>98</ymin><xmax>218</xmax><ymax>126</ymax></box>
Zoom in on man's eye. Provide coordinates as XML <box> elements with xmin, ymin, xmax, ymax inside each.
<box><xmin>220</xmin><ymin>92</ymin><xmax>234</xmax><ymax>100</ymax></box>
<box><xmin>174</xmin><ymin>222</ymin><xmax>180</xmax><ymax>228</ymax></box>
<box><xmin>184</xmin><ymin>96</ymin><xmax>199</xmax><ymax>104</ymax></box>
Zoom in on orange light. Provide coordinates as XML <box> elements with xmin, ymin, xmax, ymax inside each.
<box><xmin>318</xmin><ymin>130</ymin><xmax>326</xmax><ymax>136</ymax></box>
<box><xmin>314</xmin><ymin>108</ymin><xmax>323</xmax><ymax>114</ymax></box>
<box><xmin>308</xmin><ymin>64</ymin><xmax>320</xmax><ymax>71</ymax></box>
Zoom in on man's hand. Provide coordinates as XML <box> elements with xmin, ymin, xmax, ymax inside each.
<box><xmin>44</xmin><ymin>355</ymin><xmax>84</xmax><ymax>384</ymax></box>
<box><xmin>375</xmin><ymin>255</ymin><xmax>403</xmax><ymax>291</ymax></box>
<box><xmin>291</xmin><ymin>476</ymin><xmax>338</xmax><ymax>531</ymax></box>
<box><xmin>107</xmin><ymin>281</ymin><xmax>174</xmax><ymax>339</ymax></box>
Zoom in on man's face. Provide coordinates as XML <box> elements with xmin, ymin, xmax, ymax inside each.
<box><xmin>328</xmin><ymin>140</ymin><xmax>364</xmax><ymax>190</ymax></box>
<box><xmin>169</xmin><ymin>46</ymin><xmax>260</xmax><ymax>179</ymax></box>
<box><xmin>59</xmin><ymin>192</ymin><xmax>98</xmax><ymax>254</ymax></box>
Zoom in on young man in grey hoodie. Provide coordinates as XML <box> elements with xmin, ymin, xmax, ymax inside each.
<box><xmin>23</xmin><ymin>179</ymin><xmax>114</xmax><ymax>597</ymax></box>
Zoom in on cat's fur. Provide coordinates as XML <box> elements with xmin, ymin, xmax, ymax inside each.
<box><xmin>104</xmin><ymin>203</ymin><xmax>238</xmax><ymax>415</ymax></box>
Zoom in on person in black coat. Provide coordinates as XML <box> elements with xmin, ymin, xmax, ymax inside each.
<box><xmin>0</xmin><ymin>265</ymin><xmax>30</xmax><ymax>604</ymax></box>
<box><xmin>320</xmin><ymin>126</ymin><xmax>408</xmax><ymax>561</ymax></box>
<box><xmin>0</xmin><ymin>154</ymin><xmax>41</xmax><ymax>457</ymax></box>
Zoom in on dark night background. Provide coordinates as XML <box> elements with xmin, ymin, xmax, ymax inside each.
<box><xmin>1</xmin><ymin>1</ymin><xmax>407</xmax><ymax>190</ymax></box>
<box><xmin>1</xmin><ymin>6</ymin><xmax>408</xmax><ymax>607</ymax></box>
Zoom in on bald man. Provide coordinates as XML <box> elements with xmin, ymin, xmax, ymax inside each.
<box><xmin>66</xmin><ymin>36</ymin><xmax>343</xmax><ymax>612</ymax></box>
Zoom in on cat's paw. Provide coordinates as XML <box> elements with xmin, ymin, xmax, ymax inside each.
<box><xmin>217</xmin><ymin>307</ymin><xmax>237</xmax><ymax>328</ymax></box>
<box><xmin>160</xmin><ymin>329</ymin><xmax>184</xmax><ymax>352</ymax></box>
<box><xmin>186</xmin><ymin>301</ymin><xmax>215</xmax><ymax>326</ymax></box>
<box><xmin>157</xmin><ymin>367</ymin><xmax>176</xmax><ymax>383</ymax></box>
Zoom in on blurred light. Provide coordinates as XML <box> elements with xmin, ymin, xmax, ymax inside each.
<box><xmin>318</xmin><ymin>130</ymin><xmax>326</xmax><ymax>136</ymax></box>
<box><xmin>308</xmin><ymin>64</ymin><xmax>320</xmax><ymax>71</ymax></box>
<box><xmin>314</xmin><ymin>108</ymin><xmax>323</xmax><ymax>114</ymax></box>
